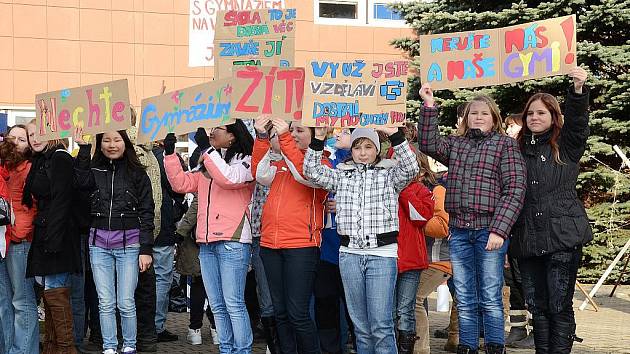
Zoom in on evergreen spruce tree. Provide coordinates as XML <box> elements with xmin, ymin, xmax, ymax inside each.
<box><xmin>392</xmin><ymin>0</ymin><xmax>630</xmax><ymax>283</ymax></box>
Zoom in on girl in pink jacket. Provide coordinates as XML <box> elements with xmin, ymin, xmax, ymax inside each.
<box><xmin>163</xmin><ymin>120</ymin><xmax>255</xmax><ymax>354</ymax></box>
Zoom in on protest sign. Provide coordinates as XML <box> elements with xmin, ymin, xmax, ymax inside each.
<box><xmin>417</xmin><ymin>15</ymin><xmax>577</xmax><ymax>89</ymax></box>
<box><xmin>138</xmin><ymin>78</ymin><xmax>234</xmax><ymax>144</ymax></box>
<box><xmin>188</xmin><ymin>0</ymin><xmax>285</xmax><ymax>67</ymax></box>
<box><xmin>231</xmin><ymin>66</ymin><xmax>304</xmax><ymax>120</ymax></box>
<box><xmin>213</xmin><ymin>8</ymin><xmax>296</xmax><ymax>79</ymax></box>
<box><xmin>36</xmin><ymin>79</ymin><xmax>131</xmax><ymax>141</ymax></box>
<box><xmin>302</xmin><ymin>60</ymin><xmax>408</xmax><ymax>128</ymax></box>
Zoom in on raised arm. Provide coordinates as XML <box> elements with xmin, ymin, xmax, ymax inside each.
<box><xmin>384</xmin><ymin>128</ymin><xmax>420</xmax><ymax>193</ymax></box>
<box><xmin>202</xmin><ymin>149</ymin><xmax>253</xmax><ymax>190</ymax></box>
<box><xmin>163</xmin><ymin>133</ymin><xmax>200</xmax><ymax>194</ymax></box>
<box><xmin>417</xmin><ymin>83</ymin><xmax>451</xmax><ymax>166</ymax></box>
<box><xmin>561</xmin><ymin>67</ymin><xmax>590</xmax><ymax>163</ymax></box>
<box><xmin>303</xmin><ymin>128</ymin><xmax>340</xmax><ymax>193</ymax></box>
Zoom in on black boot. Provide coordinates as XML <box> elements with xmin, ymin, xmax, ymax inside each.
<box><xmin>550</xmin><ymin>321</ymin><xmax>581</xmax><ymax>354</ymax></box>
<box><xmin>484</xmin><ymin>343</ymin><xmax>506</xmax><ymax>354</ymax></box>
<box><xmin>532</xmin><ymin>315</ymin><xmax>550</xmax><ymax>354</ymax></box>
<box><xmin>261</xmin><ymin>316</ymin><xmax>281</xmax><ymax>354</ymax></box>
<box><xmin>456</xmin><ymin>344</ymin><xmax>478</xmax><ymax>354</ymax></box>
<box><xmin>396</xmin><ymin>330</ymin><xmax>416</xmax><ymax>354</ymax></box>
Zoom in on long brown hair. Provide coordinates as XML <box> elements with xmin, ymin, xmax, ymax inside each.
<box><xmin>457</xmin><ymin>95</ymin><xmax>505</xmax><ymax>136</ymax></box>
<box><xmin>516</xmin><ymin>93</ymin><xmax>564</xmax><ymax>164</ymax></box>
<box><xmin>0</xmin><ymin>125</ymin><xmax>32</xmax><ymax>170</ymax></box>
<box><xmin>417</xmin><ymin>150</ymin><xmax>437</xmax><ymax>186</ymax></box>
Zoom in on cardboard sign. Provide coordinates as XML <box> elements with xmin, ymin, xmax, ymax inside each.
<box><xmin>417</xmin><ymin>15</ymin><xmax>577</xmax><ymax>89</ymax></box>
<box><xmin>213</xmin><ymin>8</ymin><xmax>296</xmax><ymax>79</ymax></box>
<box><xmin>302</xmin><ymin>60</ymin><xmax>408</xmax><ymax>128</ymax></box>
<box><xmin>188</xmin><ymin>0</ymin><xmax>285</xmax><ymax>67</ymax></box>
<box><xmin>138</xmin><ymin>78</ymin><xmax>234</xmax><ymax>144</ymax></box>
<box><xmin>36</xmin><ymin>79</ymin><xmax>131</xmax><ymax>141</ymax></box>
<box><xmin>231</xmin><ymin>66</ymin><xmax>304</xmax><ymax>120</ymax></box>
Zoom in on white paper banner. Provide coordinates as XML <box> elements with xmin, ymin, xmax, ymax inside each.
<box><xmin>188</xmin><ymin>0</ymin><xmax>286</xmax><ymax>67</ymax></box>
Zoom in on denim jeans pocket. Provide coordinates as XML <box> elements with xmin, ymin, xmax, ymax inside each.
<box><xmin>223</xmin><ymin>241</ymin><xmax>244</xmax><ymax>252</ymax></box>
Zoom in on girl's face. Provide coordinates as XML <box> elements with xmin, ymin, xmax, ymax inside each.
<box><xmin>334</xmin><ymin>128</ymin><xmax>352</xmax><ymax>150</ymax></box>
<box><xmin>26</xmin><ymin>123</ymin><xmax>45</xmax><ymax>152</ymax></box>
<box><xmin>506</xmin><ymin>122</ymin><xmax>522</xmax><ymax>139</ymax></box>
<box><xmin>208</xmin><ymin>126</ymin><xmax>235</xmax><ymax>149</ymax></box>
<box><xmin>352</xmin><ymin>139</ymin><xmax>378</xmax><ymax>165</ymax></box>
<box><xmin>289</xmin><ymin>121</ymin><xmax>312</xmax><ymax>150</ymax></box>
<box><xmin>526</xmin><ymin>99</ymin><xmax>553</xmax><ymax>134</ymax></box>
<box><xmin>467</xmin><ymin>101</ymin><xmax>494</xmax><ymax>133</ymax></box>
<box><xmin>101</xmin><ymin>131</ymin><xmax>125</xmax><ymax>160</ymax></box>
<box><xmin>8</xmin><ymin>127</ymin><xmax>29</xmax><ymax>154</ymax></box>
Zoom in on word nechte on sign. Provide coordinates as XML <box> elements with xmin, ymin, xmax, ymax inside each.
<box><xmin>417</xmin><ymin>15</ymin><xmax>577</xmax><ymax>89</ymax></box>
<box><xmin>231</xmin><ymin>66</ymin><xmax>304</xmax><ymax>120</ymax></box>
<box><xmin>188</xmin><ymin>0</ymin><xmax>285</xmax><ymax>67</ymax></box>
<box><xmin>36</xmin><ymin>80</ymin><xmax>131</xmax><ymax>141</ymax></box>
<box><xmin>138</xmin><ymin>78</ymin><xmax>234</xmax><ymax>144</ymax></box>
<box><xmin>302</xmin><ymin>60</ymin><xmax>408</xmax><ymax>128</ymax></box>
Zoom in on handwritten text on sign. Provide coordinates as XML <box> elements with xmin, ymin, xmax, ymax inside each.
<box><xmin>188</xmin><ymin>0</ymin><xmax>285</xmax><ymax>67</ymax></box>
<box><xmin>213</xmin><ymin>8</ymin><xmax>296</xmax><ymax>79</ymax></box>
<box><xmin>231</xmin><ymin>66</ymin><xmax>304</xmax><ymax>120</ymax></box>
<box><xmin>36</xmin><ymin>80</ymin><xmax>131</xmax><ymax>141</ymax></box>
<box><xmin>302</xmin><ymin>60</ymin><xmax>408</xmax><ymax>128</ymax></box>
<box><xmin>138</xmin><ymin>79</ymin><xmax>234</xmax><ymax>144</ymax></box>
<box><xmin>417</xmin><ymin>15</ymin><xmax>577</xmax><ymax>89</ymax></box>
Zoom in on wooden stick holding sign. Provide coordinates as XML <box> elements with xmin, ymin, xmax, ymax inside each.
<box><xmin>302</xmin><ymin>59</ymin><xmax>408</xmax><ymax>128</ymax></box>
<box><xmin>36</xmin><ymin>79</ymin><xmax>131</xmax><ymax>141</ymax></box>
<box><xmin>231</xmin><ymin>66</ymin><xmax>304</xmax><ymax>121</ymax></box>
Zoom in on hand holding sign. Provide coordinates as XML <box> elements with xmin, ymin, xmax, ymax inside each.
<box><xmin>73</xmin><ymin>125</ymin><xmax>87</xmax><ymax>145</ymax></box>
<box><xmin>271</xmin><ymin>117</ymin><xmax>289</xmax><ymax>135</ymax></box>
<box><xmin>419</xmin><ymin>83</ymin><xmax>435</xmax><ymax>107</ymax></box>
<box><xmin>254</xmin><ymin>115</ymin><xmax>272</xmax><ymax>134</ymax></box>
<box><xmin>569</xmin><ymin>66</ymin><xmax>587</xmax><ymax>94</ymax></box>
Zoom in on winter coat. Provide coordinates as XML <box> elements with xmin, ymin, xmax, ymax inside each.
<box><xmin>304</xmin><ymin>131</ymin><xmax>419</xmax><ymax>250</ymax></box>
<box><xmin>165</xmin><ymin>148</ymin><xmax>255</xmax><ymax>244</ymax></box>
<box><xmin>175</xmin><ymin>194</ymin><xmax>201</xmax><ymax>276</ymax></box>
<box><xmin>26</xmin><ymin>148</ymin><xmax>81</xmax><ymax>277</ymax></box>
<box><xmin>251</xmin><ymin>132</ymin><xmax>330</xmax><ymax>249</ymax></box>
<box><xmin>2</xmin><ymin>161</ymin><xmax>36</xmax><ymax>242</ymax></box>
<box><xmin>0</xmin><ymin>168</ymin><xmax>11</xmax><ymax>258</ymax></box>
<box><xmin>396</xmin><ymin>181</ymin><xmax>434</xmax><ymax>273</ymax></box>
<box><xmin>75</xmin><ymin>144</ymin><xmax>155</xmax><ymax>256</ymax></box>
<box><xmin>153</xmin><ymin>147</ymin><xmax>187</xmax><ymax>246</ymax></box>
<box><xmin>320</xmin><ymin>148</ymin><xmax>350</xmax><ymax>265</ymax></box>
<box><xmin>425</xmin><ymin>181</ymin><xmax>451</xmax><ymax>275</ymax></box>
<box><xmin>250</xmin><ymin>151</ymin><xmax>281</xmax><ymax>239</ymax></box>
<box><xmin>511</xmin><ymin>87</ymin><xmax>593</xmax><ymax>258</ymax></box>
<box><xmin>418</xmin><ymin>105</ymin><xmax>527</xmax><ymax>239</ymax></box>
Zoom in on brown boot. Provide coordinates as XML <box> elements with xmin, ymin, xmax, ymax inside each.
<box><xmin>44</xmin><ymin>288</ymin><xmax>77</xmax><ymax>354</ymax></box>
<box><xmin>444</xmin><ymin>304</ymin><xmax>459</xmax><ymax>352</ymax></box>
<box><xmin>42</xmin><ymin>296</ymin><xmax>57</xmax><ymax>354</ymax></box>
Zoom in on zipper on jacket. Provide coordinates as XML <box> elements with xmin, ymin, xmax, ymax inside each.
<box><xmin>274</xmin><ymin>173</ymin><xmax>285</xmax><ymax>248</ymax></box>
<box><xmin>531</xmin><ymin>134</ymin><xmax>536</xmax><ymax>145</ymax></box>
<box><xmin>108</xmin><ymin>161</ymin><xmax>115</xmax><ymax>230</ymax></box>
<box><xmin>206</xmin><ymin>180</ymin><xmax>212</xmax><ymax>243</ymax></box>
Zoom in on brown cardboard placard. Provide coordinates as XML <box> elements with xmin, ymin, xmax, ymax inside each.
<box><xmin>214</xmin><ymin>8</ymin><xmax>296</xmax><ymax>40</ymax></box>
<box><xmin>35</xmin><ymin>79</ymin><xmax>131</xmax><ymax>141</ymax></box>
<box><xmin>417</xmin><ymin>15</ymin><xmax>577</xmax><ymax>89</ymax></box>
<box><xmin>213</xmin><ymin>36</ymin><xmax>296</xmax><ymax>79</ymax></box>
<box><xmin>137</xmin><ymin>78</ymin><xmax>235</xmax><ymax>144</ymax></box>
<box><xmin>230</xmin><ymin>66</ymin><xmax>304</xmax><ymax>120</ymax></box>
<box><xmin>302</xmin><ymin>59</ymin><xmax>408</xmax><ymax>128</ymax></box>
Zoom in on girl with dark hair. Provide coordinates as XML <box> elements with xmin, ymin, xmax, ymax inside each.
<box><xmin>417</xmin><ymin>84</ymin><xmax>527</xmax><ymax>354</ymax></box>
<box><xmin>24</xmin><ymin>121</ymin><xmax>82</xmax><ymax>353</ymax></box>
<box><xmin>0</xmin><ymin>124</ymin><xmax>39</xmax><ymax>354</ymax></box>
<box><xmin>163</xmin><ymin>119</ymin><xmax>255</xmax><ymax>354</ymax></box>
<box><xmin>511</xmin><ymin>67</ymin><xmax>592</xmax><ymax>354</ymax></box>
<box><xmin>74</xmin><ymin>129</ymin><xmax>155</xmax><ymax>354</ymax></box>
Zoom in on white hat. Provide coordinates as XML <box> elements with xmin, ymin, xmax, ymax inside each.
<box><xmin>350</xmin><ymin>128</ymin><xmax>380</xmax><ymax>153</ymax></box>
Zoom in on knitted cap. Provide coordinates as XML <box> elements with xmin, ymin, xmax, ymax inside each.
<box><xmin>350</xmin><ymin>128</ymin><xmax>380</xmax><ymax>153</ymax></box>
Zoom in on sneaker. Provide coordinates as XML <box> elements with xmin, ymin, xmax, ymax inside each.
<box><xmin>266</xmin><ymin>346</ymin><xmax>271</xmax><ymax>354</ymax></box>
<box><xmin>102</xmin><ymin>350</ymin><xmax>117</xmax><ymax>354</ymax></box>
<box><xmin>187</xmin><ymin>328</ymin><xmax>202</xmax><ymax>345</ymax></box>
<box><xmin>157</xmin><ymin>329</ymin><xmax>178</xmax><ymax>342</ymax></box>
<box><xmin>121</xmin><ymin>347</ymin><xmax>136</xmax><ymax>354</ymax></box>
<box><xmin>210</xmin><ymin>327</ymin><xmax>219</xmax><ymax>345</ymax></box>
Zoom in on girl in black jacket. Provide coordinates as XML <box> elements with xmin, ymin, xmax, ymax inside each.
<box><xmin>74</xmin><ymin>129</ymin><xmax>155</xmax><ymax>354</ymax></box>
<box><xmin>24</xmin><ymin>121</ymin><xmax>82</xmax><ymax>353</ymax></box>
<box><xmin>511</xmin><ymin>67</ymin><xmax>592</xmax><ymax>354</ymax></box>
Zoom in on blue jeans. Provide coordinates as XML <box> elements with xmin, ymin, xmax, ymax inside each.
<box><xmin>90</xmin><ymin>245</ymin><xmax>140</xmax><ymax>351</ymax></box>
<box><xmin>44</xmin><ymin>272</ymin><xmax>71</xmax><ymax>290</ymax></box>
<box><xmin>449</xmin><ymin>227</ymin><xmax>508</xmax><ymax>348</ymax></box>
<box><xmin>395</xmin><ymin>270</ymin><xmax>421</xmax><ymax>332</ymax></box>
<box><xmin>3</xmin><ymin>242</ymin><xmax>39</xmax><ymax>354</ymax></box>
<box><xmin>251</xmin><ymin>237</ymin><xmax>274</xmax><ymax>318</ymax></box>
<box><xmin>153</xmin><ymin>245</ymin><xmax>175</xmax><ymax>333</ymax></box>
<box><xmin>339</xmin><ymin>252</ymin><xmax>397</xmax><ymax>354</ymax></box>
<box><xmin>0</xmin><ymin>257</ymin><xmax>14</xmax><ymax>353</ymax></box>
<box><xmin>199</xmin><ymin>241</ymin><xmax>252</xmax><ymax>354</ymax></box>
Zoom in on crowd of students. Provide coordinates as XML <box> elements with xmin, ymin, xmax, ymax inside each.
<box><xmin>0</xmin><ymin>67</ymin><xmax>591</xmax><ymax>354</ymax></box>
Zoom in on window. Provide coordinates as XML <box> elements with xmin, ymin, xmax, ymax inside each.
<box><xmin>373</xmin><ymin>3</ymin><xmax>402</xmax><ymax>20</ymax></box>
<box><xmin>319</xmin><ymin>1</ymin><xmax>358</xmax><ymax>19</ymax></box>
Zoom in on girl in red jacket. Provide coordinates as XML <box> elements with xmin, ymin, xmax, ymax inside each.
<box><xmin>389</xmin><ymin>145</ymin><xmax>435</xmax><ymax>354</ymax></box>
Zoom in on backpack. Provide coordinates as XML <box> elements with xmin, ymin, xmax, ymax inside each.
<box><xmin>0</xmin><ymin>196</ymin><xmax>11</xmax><ymax>226</ymax></box>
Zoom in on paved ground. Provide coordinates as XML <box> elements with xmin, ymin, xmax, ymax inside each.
<box><xmin>88</xmin><ymin>285</ymin><xmax>630</xmax><ymax>353</ymax></box>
